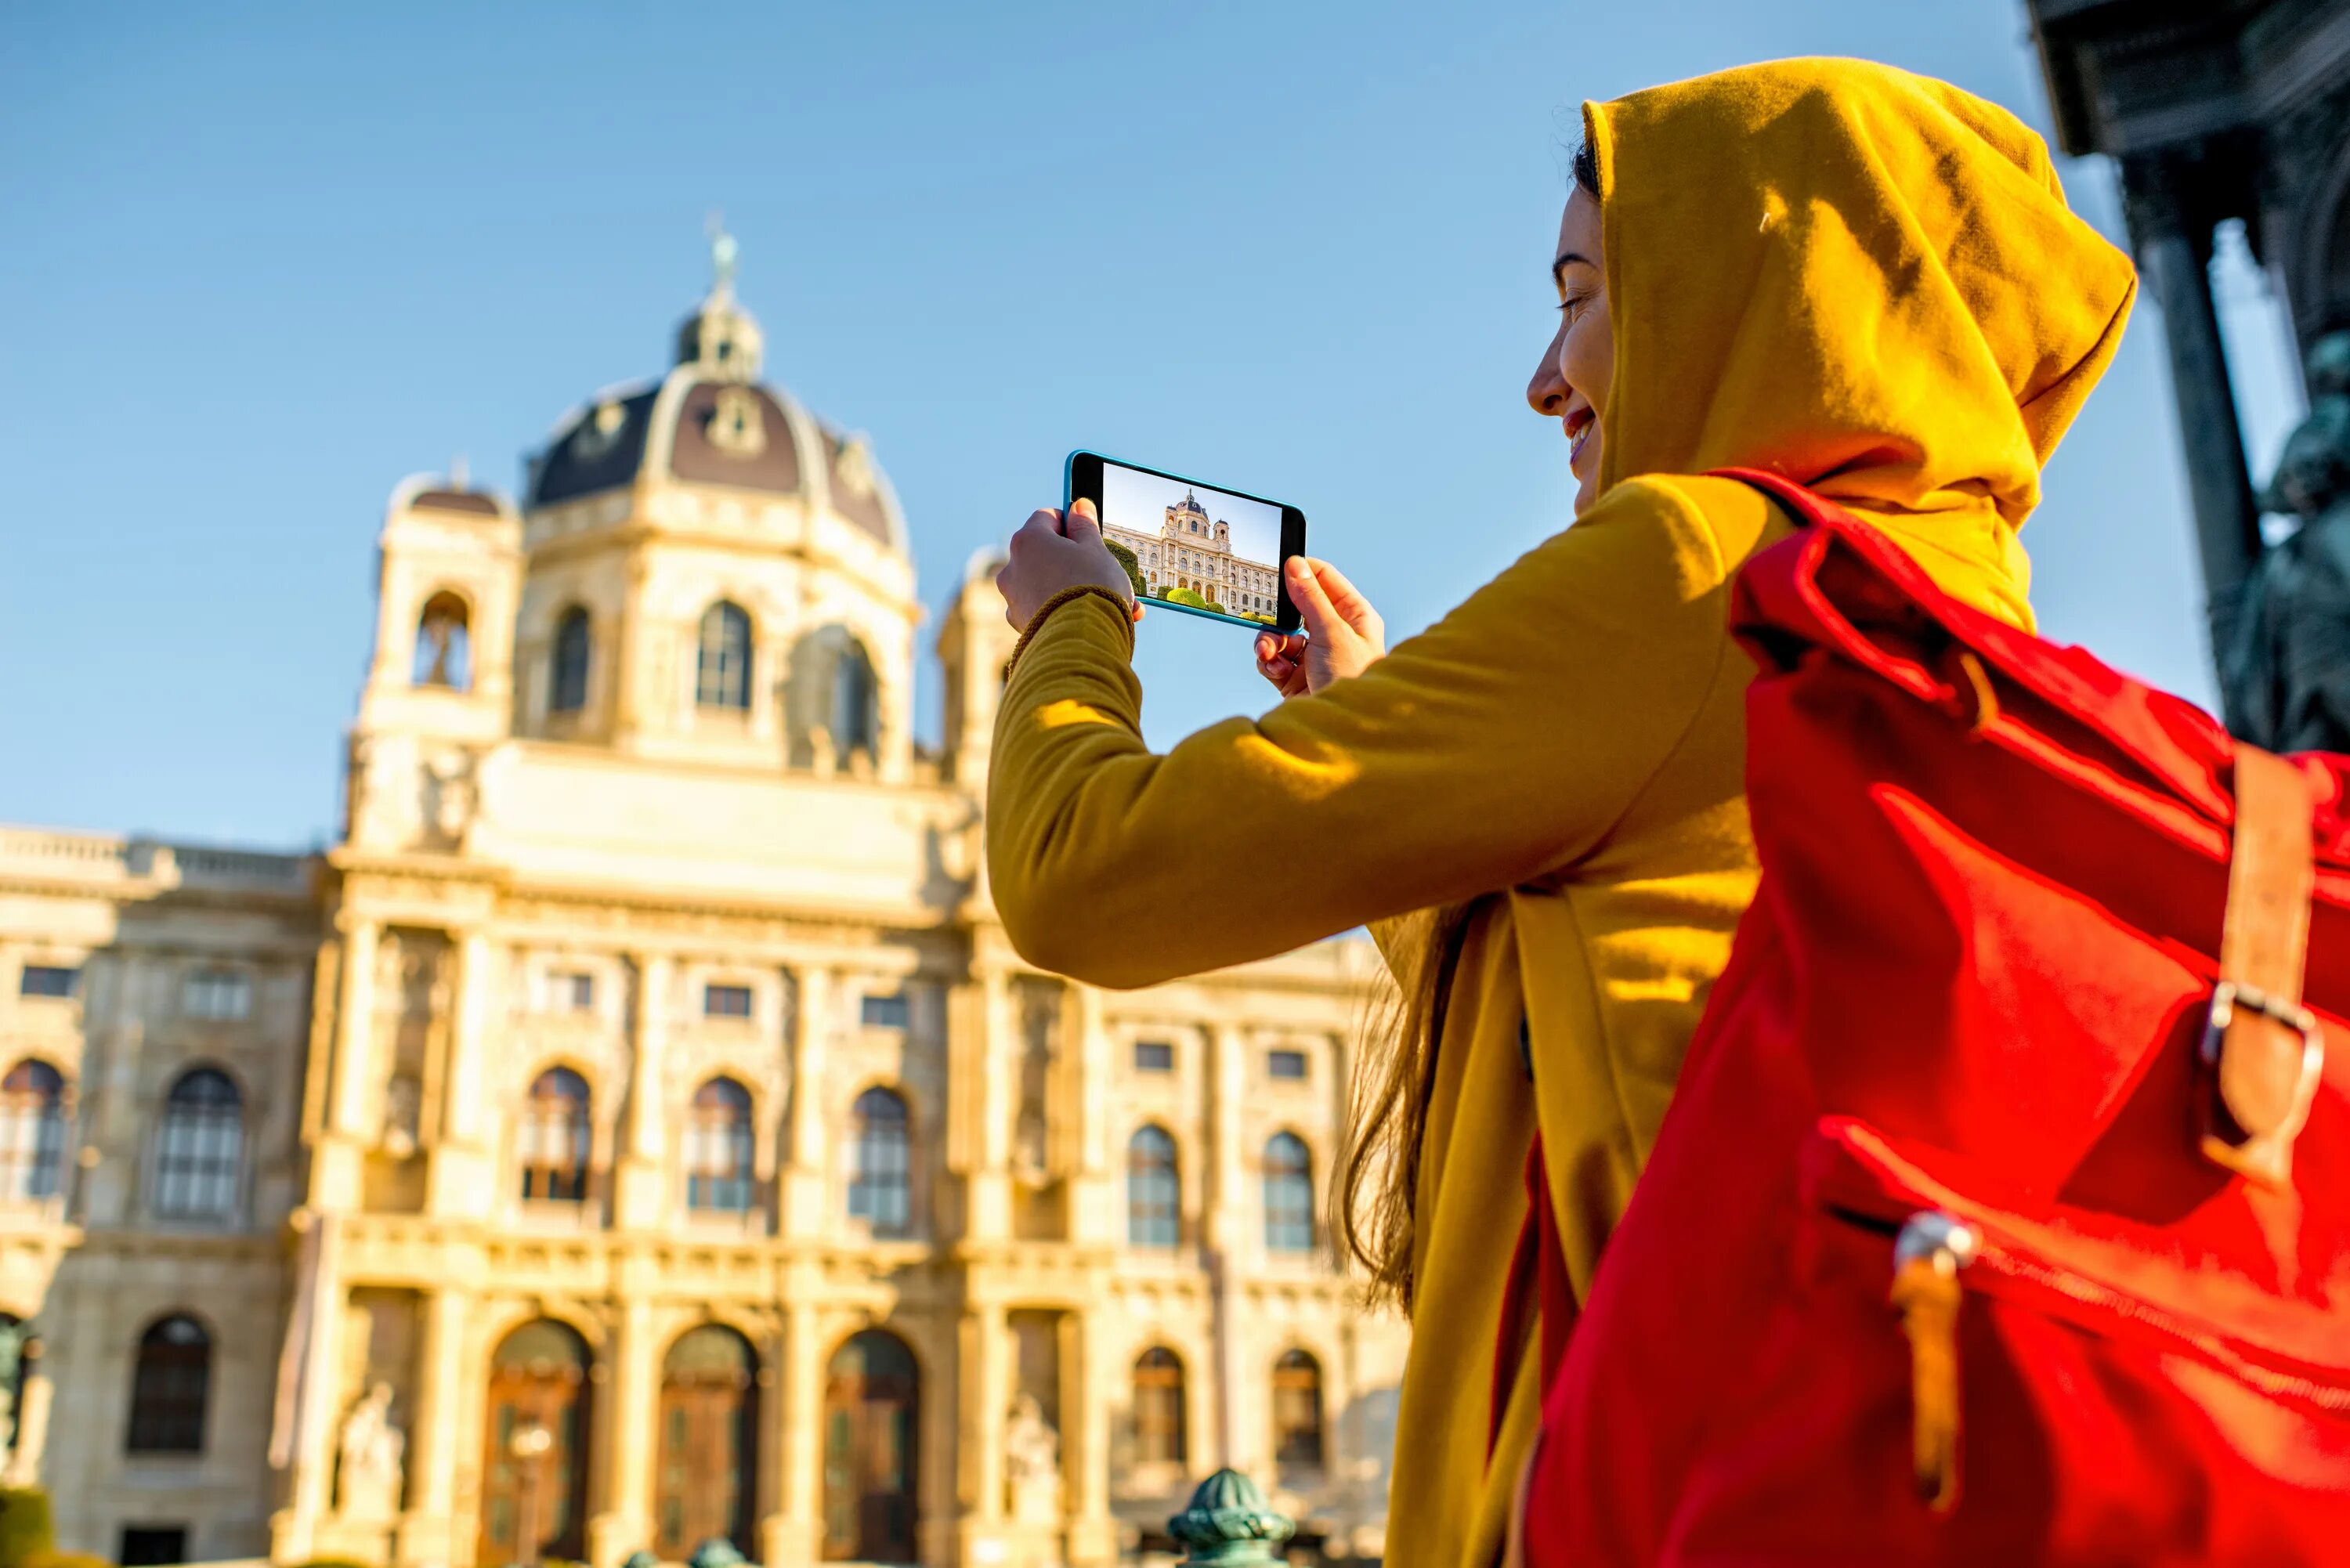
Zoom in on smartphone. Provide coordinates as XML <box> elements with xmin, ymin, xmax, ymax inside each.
<box><xmin>1065</xmin><ymin>450</ymin><xmax>1307</xmax><ymax>635</ymax></box>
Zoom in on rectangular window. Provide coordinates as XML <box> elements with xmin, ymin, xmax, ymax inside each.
<box><xmin>860</xmin><ymin>992</ymin><xmax>910</xmax><ymax>1030</ymax></box>
<box><xmin>1267</xmin><ymin>1049</ymin><xmax>1308</xmax><ymax>1081</ymax></box>
<box><xmin>17</xmin><ymin>966</ymin><xmax>78</xmax><ymax>999</ymax></box>
<box><xmin>703</xmin><ymin>983</ymin><xmax>754</xmax><ymax>1020</ymax></box>
<box><xmin>554</xmin><ymin>971</ymin><xmax>595</xmax><ymax>1011</ymax></box>
<box><xmin>182</xmin><ymin>969</ymin><xmax>252</xmax><ymax>1021</ymax></box>
<box><xmin>1133</xmin><ymin>1040</ymin><xmax>1175</xmax><ymax>1073</ymax></box>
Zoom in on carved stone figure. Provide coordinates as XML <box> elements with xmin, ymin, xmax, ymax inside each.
<box><xmin>2223</xmin><ymin>331</ymin><xmax>2350</xmax><ymax>752</ymax></box>
<box><xmin>422</xmin><ymin>748</ymin><xmax>479</xmax><ymax>847</ymax></box>
<box><xmin>336</xmin><ymin>1380</ymin><xmax>406</xmax><ymax>1518</ymax></box>
<box><xmin>1003</xmin><ymin>1392</ymin><xmax>1062</xmax><ymax>1523</ymax></box>
<box><xmin>379</xmin><ymin>1075</ymin><xmax>421</xmax><ymax>1158</ymax></box>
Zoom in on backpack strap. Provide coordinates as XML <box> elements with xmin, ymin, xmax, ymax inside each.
<box><xmin>2201</xmin><ymin>746</ymin><xmax>2325</xmax><ymax>1188</ymax></box>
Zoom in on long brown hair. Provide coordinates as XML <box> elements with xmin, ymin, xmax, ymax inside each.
<box><xmin>1329</xmin><ymin>143</ymin><xmax>1603</xmax><ymax>1314</ymax></box>
<box><xmin>1331</xmin><ymin>901</ymin><xmax>1474</xmax><ymax>1313</ymax></box>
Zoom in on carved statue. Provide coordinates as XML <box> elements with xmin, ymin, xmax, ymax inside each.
<box><xmin>378</xmin><ymin>1075</ymin><xmax>421</xmax><ymax>1158</ymax></box>
<box><xmin>2223</xmin><ymin>331</ymin><xmax>2350</xmax><ymax>751</ymax></box>
<box><xmin>1004</xmin><ymin>1392</ymin><xmax>1063</xmax><ymax>1523</ymax></box>
<box><xmin>336</xmin><ymin>1380</ymin><xmax>406</xmax><ymax>1518</ymax></box>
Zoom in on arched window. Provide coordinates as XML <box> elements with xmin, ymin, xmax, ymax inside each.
<box><xmin>550</xmin><ymin>606</ymin><xmax>591</xmax><ymax>714</ymax></box>
<box><xmin>1126</xmin><ymin>1125</ymin><xmax>1179</xmax><ymax>1248</ymax></box>
<box><xmin>519</xmin><ymin>1068</ymin><xmax>592</xmax><ymax>1203</ymax></box>
<box><xmin>126</xmin><ymin>1314</ymin><xmax>211</xmax><ymax>1453</ymax></box>
<box><xmin>1131</xmin><ymin>1346</ymin><xmax>1187</xmax><ymax>1465</ymax></box>
<box><xmin>832</xmin><ymin>638</ymin><xmax>878</xmax><ymax>757</ymax></box>
<box><xmin>685</xmin><ymin>1077</ymin><xmax>754</xmax><ymax>1214</ymax></box>
<box><xmin>413</xmin><ymin>590</ymin><xmax>473</xmax><ymax>691</ymax></box>
<box><xmin>0</xmin><ymin>1061</ymin><xmax>66</xmax><ymax>1203</ymax></box>
<box><xmin>657</xmin><ymin>1325</ymin><xmax>759</xmax><ymax>1557</ymax></box>
<box><xmin>1272</xmin><ymin>1349</ymin><xmax>1325</xmax><ymax>1468</ymax></box>
<box><xmin>848</xmin><ymin>1087</ymin><xmax>911</xmax><ymax>1237</ymax></box>
<box><xmin>483</xmin><ymin>1319</ymin><xmax>592</xmax><ymax>1565</ymax></box>
<box><xmin>153</xmin><ymin>1068</ymin><xmax>242</xmax><ymax>1221</ymax></box>
<box><xmin>1264</xmin><ymin>1133</ymin><xmax>1314</xmax><ymax>1254</ymax></box>
<box><xmin>696</xmin><ymin>602</ymin><xmax>753</xmax><ymax>710</ymax></box>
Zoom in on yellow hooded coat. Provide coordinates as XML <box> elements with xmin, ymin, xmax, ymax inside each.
<box><xmin>986</xmin><ymin>58</ymin><xmax>2135</xmax><ymax>1568</ymax></box>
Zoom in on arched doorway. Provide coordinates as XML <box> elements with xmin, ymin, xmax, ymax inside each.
<box><xmin>479</xmin><ymin>1319</ymin><xmax>592</xmax><ymax>1568</ymax></box>
<box><xmin>656</xmin><ymin>1324</ymin><xmax>759</xmax><ymax>1558</ymax></box>
<box><xmin>822</xmin><ymin>1328</ymin><xmax>920</xmax><ymax>1563</ymax></box>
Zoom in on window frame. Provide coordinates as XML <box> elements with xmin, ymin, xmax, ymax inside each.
<box><xmin>684</xmin><ymin>1076</ymin><xmax>757</xmax><ymax>1215</ymax></box>
<box><xmin>846</xmin><ymin>1086</ymin><xmax>913</xmax><ymax>1237</ymax></box>
<box><xmin>1132</xmin><ymin>1040</ymin><xmax>1174</xmax><ymax>1074</ymax></box>
<box><xmin>703</xmin><ymin>982</ymin><xmax>754</xmax><ymax>1021</ymax></box>
<box><xmin>0</xmin><ymin>1060</ymin><xmax>67</xmax><ymax>1205</ymax></box>
<box><xmin>16</xmin><ymin>965</ymin><xmax>78</xmax><ymax>1001</ymax></box>
<box><xmin>151</xmin><ymin>1068</ymin><xmax>244</xmax><ymax>1223</ymax></box>
<box><xmin>518</xmin><ymin>1066</ymin><xmax>594</xmax><ymax>1205</ymax></box>
<box><xmin>181</xmin><ymin>966</ymin><xmax>253</xmax><ymax>1023</ymax></box>
<box><xmin>1126</xmin><ymin>1125</ymin><xmax>1180</xmax><ymax>1249</ymax></box>
<box><xmin>1131</xmin><ymin>1346</ymin><xmax>1188</xmax><ymax>1466</ymax></box>
<box><xmin>125</xmin><ymin>1313</ymin><xmax>212</xmax><ymax>1454</ymax></box>
<box><xmin>1263</xmin><ymin>1132</ymin><xmax>1315</xmax><ymax>1255</ymax></box>
<box><xmin>695</xmin><ymin>602</ymin><xmax>754</xmax><ymax>712</ymax></box>
<box><xmin>550</xmin><ymin>605</ymin><xmax>593</xmax><ymax>715</ymax></box>
<box><xmin>1266</xmin><ymin>1048</ymin><xmax>1310</xmax><ymax>1082</ymax></box>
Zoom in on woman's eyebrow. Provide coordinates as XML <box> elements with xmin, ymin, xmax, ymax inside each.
<box><xmin>1552</xmin><ymin>250</ymin><xmax>1596</xmax><ymax>288</ymax></box>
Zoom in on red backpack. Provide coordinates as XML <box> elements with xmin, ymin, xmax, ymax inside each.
<box><xmin>1513</xmin><ymin>472</ymin><xmax>2350</xmax><ymax>1565</ymax></box>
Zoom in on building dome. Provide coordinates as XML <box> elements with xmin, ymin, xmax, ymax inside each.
<box><xmin>524</xmin><ymin>233</ymin><xmax>906</xmax><ymax>552</ymax></box>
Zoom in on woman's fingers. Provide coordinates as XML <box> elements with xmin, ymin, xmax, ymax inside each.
<box><xmin>1284</xmin><ymin>556</ymin><xmax>1341</xmax><ymax>640</ymax></box>
<box><xmin>1063</xmin><ymin>497</ymin><xmax>1103</xmax><ymax>544</ymax></box>
<box><xmin>1303</xmin><ymin>558</ymin><xmax>1383</xmax><ymax>638</ymax></box>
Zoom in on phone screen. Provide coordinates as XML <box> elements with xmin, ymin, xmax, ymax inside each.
<box><xmin>1078</xmin><ymin>455</ymin><xmax>1303</xmax><ymax>632</ymax></box>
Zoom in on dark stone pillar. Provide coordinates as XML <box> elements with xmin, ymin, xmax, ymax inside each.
<box><xmin>2124</xmin><ymin>154</ymin><xmax>2262</xmax><ymax>721</ymax></box>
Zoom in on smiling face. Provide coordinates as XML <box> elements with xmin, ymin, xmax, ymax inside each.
<box><xmin>1525</xmin><ymin>183</ymin><xmax>1614</xmax><ymax>515</ymax></box>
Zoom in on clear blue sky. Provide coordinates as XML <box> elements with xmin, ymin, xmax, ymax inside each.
<box><xmin>0</xmin><ymin>2</ymin><xmax>2305</xmax><ymax>848</ymax></box>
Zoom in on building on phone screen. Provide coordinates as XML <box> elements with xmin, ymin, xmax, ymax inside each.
<box><xmin>0</xmin><ymin>235</ymin><xmax>1402</xmax><ymax>1568</ymax></box>
<box><xmin>1101</xmin><ymin>493</ymin><xmax>1283</xmax><ymax>623</ymax></box>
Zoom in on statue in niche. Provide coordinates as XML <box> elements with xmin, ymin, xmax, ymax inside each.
<box><xmin>378</xmin><ymin>1075</ymin><xmax>421</xmax><ymax>1158</ymax></box>
<box><xmin>2224</xmin><ymin>331</ymin><xmax>2350</xmax><ymax>752</ymax></box>
<box><xmin>336</xmin><ymin>1380</ymin><xmax>406</xmax><ymax>1519</ymax></box>
<box><xmin>1003</xmin><ymin>1392</ymin><xmax>1062</xmax><ymax>1523</ymax></box>
<box><xmin>421</xmin><ymin>747</ymin><xmax>479</xmax><ymax>848</ymax></box>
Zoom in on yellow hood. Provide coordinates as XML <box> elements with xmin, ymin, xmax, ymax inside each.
<box><xmin>1585</xmin><ymin>58</ymin><xmax>2138</xmax><ymax>628</ymax></box>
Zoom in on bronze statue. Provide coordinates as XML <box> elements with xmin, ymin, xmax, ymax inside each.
<box><xmin>2222</xmin><ymin>331</ymin><xmax>2350</xmax><ymax>752</ymax></box>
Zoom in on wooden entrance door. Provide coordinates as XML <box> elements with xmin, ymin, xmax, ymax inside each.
<box><xmin>478</xmin><ymin>1320</ymin><xmax>592</xmax><ymax>1568</ymax></box>
<box><xmin>656</xmin><ymin>1325</ymin><xmax>758</xmax><ymax>1557</ymax></box>
<box><xmin>822</xmin><ymin>1329</ymin><xmax>920</xmax><ymax>1563</ymax></box>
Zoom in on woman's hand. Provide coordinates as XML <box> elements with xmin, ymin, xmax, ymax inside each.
<box><xmin>1256</xmin><ymin>556</ymin><xmax>1386</xmax><ymax>698</ymax></box>
<box><xmin>996</xmin><ymin>499</ymin><xmax>1142</xmax><ymax>632</ymax></box>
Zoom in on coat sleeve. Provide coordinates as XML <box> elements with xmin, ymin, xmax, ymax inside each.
<box><xmin>985</xmin><ymin>478</ymin><xmax>1737</xmax><ymax>988</ymax></box>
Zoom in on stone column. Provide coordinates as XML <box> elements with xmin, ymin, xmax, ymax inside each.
<box><xmin>775</xmin><ymin>1299</ymin><xmax>826</xmax><ymax>1568</ymax></box>
<box><xmin>784</xmin><ymin>966</ymin><xmax>833</xmax><ymax>1235</ymax></box>
<box><xmin>1060</xmin><ymin>1310</ymin><xmax>1116</xmax><ymax>1568</ymax></box>
<box><xmin>398</xmin><ymin>1287</ymin><xmax>467</xmax><ymax>1566</ymax></box>
<box><xmin>429</xmin><ymin>934</ymin><xmax>497</xmax><ymax>1218</ymax></box>
<box><xmin>274</xmin><ymin>1219</ymin><xmax>349</xmax><ymax>1563</ymax></box>
<box><xmin>962</xmin><ymin>969</ymin><xmax>1016</xmax><ymax>1241</ymax></box>
<box><xmin>614</xmin><ymin>952</ymin><xmax>673</xmax><ymax>1230</ymax></box>
<box><xmin>957</xmin><ymin>1304</ymin><xmax>1009</xmax><ymax>1521</ymax></box>
<box><xmin>1067</xmin><ymin>986</ymin><xmax>1115</xmax><ymax>1245</ymax></box>
<box><xmin>2125</xmin><ymin>151</ymin><xmax>2261</xmax><ymax>712</ymax></box>
<box><xmin>331</xmin><ymin>916</ymin><xmax>382</xmax><ymax>1136</ymax></box>
<box><xmin>589</xmin><ymin>1299</ymin><xmax>656</xmax><ymax>1568</ymax></box>
<box><xmin>78</xmin><ymin>949</ymin><xmax>144</xmax><ymax>1227</ymax></box>
<box><xmin>1206</xmin><ymin>1024</ymin><xmax>1252</xmax><ymax>1473</ymax></box>
<box><xmin>756</xmin><ymin>1325</ymin><xmax>791</xmax><ymax>1568</ymax></box>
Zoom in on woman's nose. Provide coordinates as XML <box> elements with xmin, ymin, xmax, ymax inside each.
<box><xmin>1526</xmin><ymin>323</ymin><xmax>1568</xmax><ymax>415</ymax></box>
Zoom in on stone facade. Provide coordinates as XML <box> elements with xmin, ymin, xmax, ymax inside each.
<box><xmin>0</xmin><ymin>254</ymin><xmax>1402</xmax><ymax>1568</ymax></box>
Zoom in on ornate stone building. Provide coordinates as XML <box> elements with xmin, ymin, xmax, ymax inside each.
<box><xmin>2026</xmin><ymin>0</ymin><xmax>2350</xmax><ymax>717</ymax></box>
<box><xmin>1101</xmin><ymin>493</ymin><xmax>1282</xmax><ymax>621</ymax></box>
<box><xmin>0</xmin><ymin>247</ymin><xmax>1401</xmax><ymax>1568</ymax></box>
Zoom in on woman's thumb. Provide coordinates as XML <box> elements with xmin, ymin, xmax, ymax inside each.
<box><xmin>1285</xmin><ymin>556</ymin><xmax>1337</xmax><ymax>636</ymax></box>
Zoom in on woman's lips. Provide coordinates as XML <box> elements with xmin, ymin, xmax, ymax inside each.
<box><xmin>1565</xmin><ymin>406</ymin><xmax>1594</xmax><ymax>468</ymax></box>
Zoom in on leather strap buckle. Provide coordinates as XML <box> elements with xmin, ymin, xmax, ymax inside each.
<box><xmin>2199</xmin><ymin>980</ymin><xmax>2326</xmax><ymax>1188</ymax></box>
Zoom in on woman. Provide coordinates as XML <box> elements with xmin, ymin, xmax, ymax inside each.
<box><xmin>988</xmin><ymin>57</ymin><xmax>2135</xmax><ymax>1568</ymax></box>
